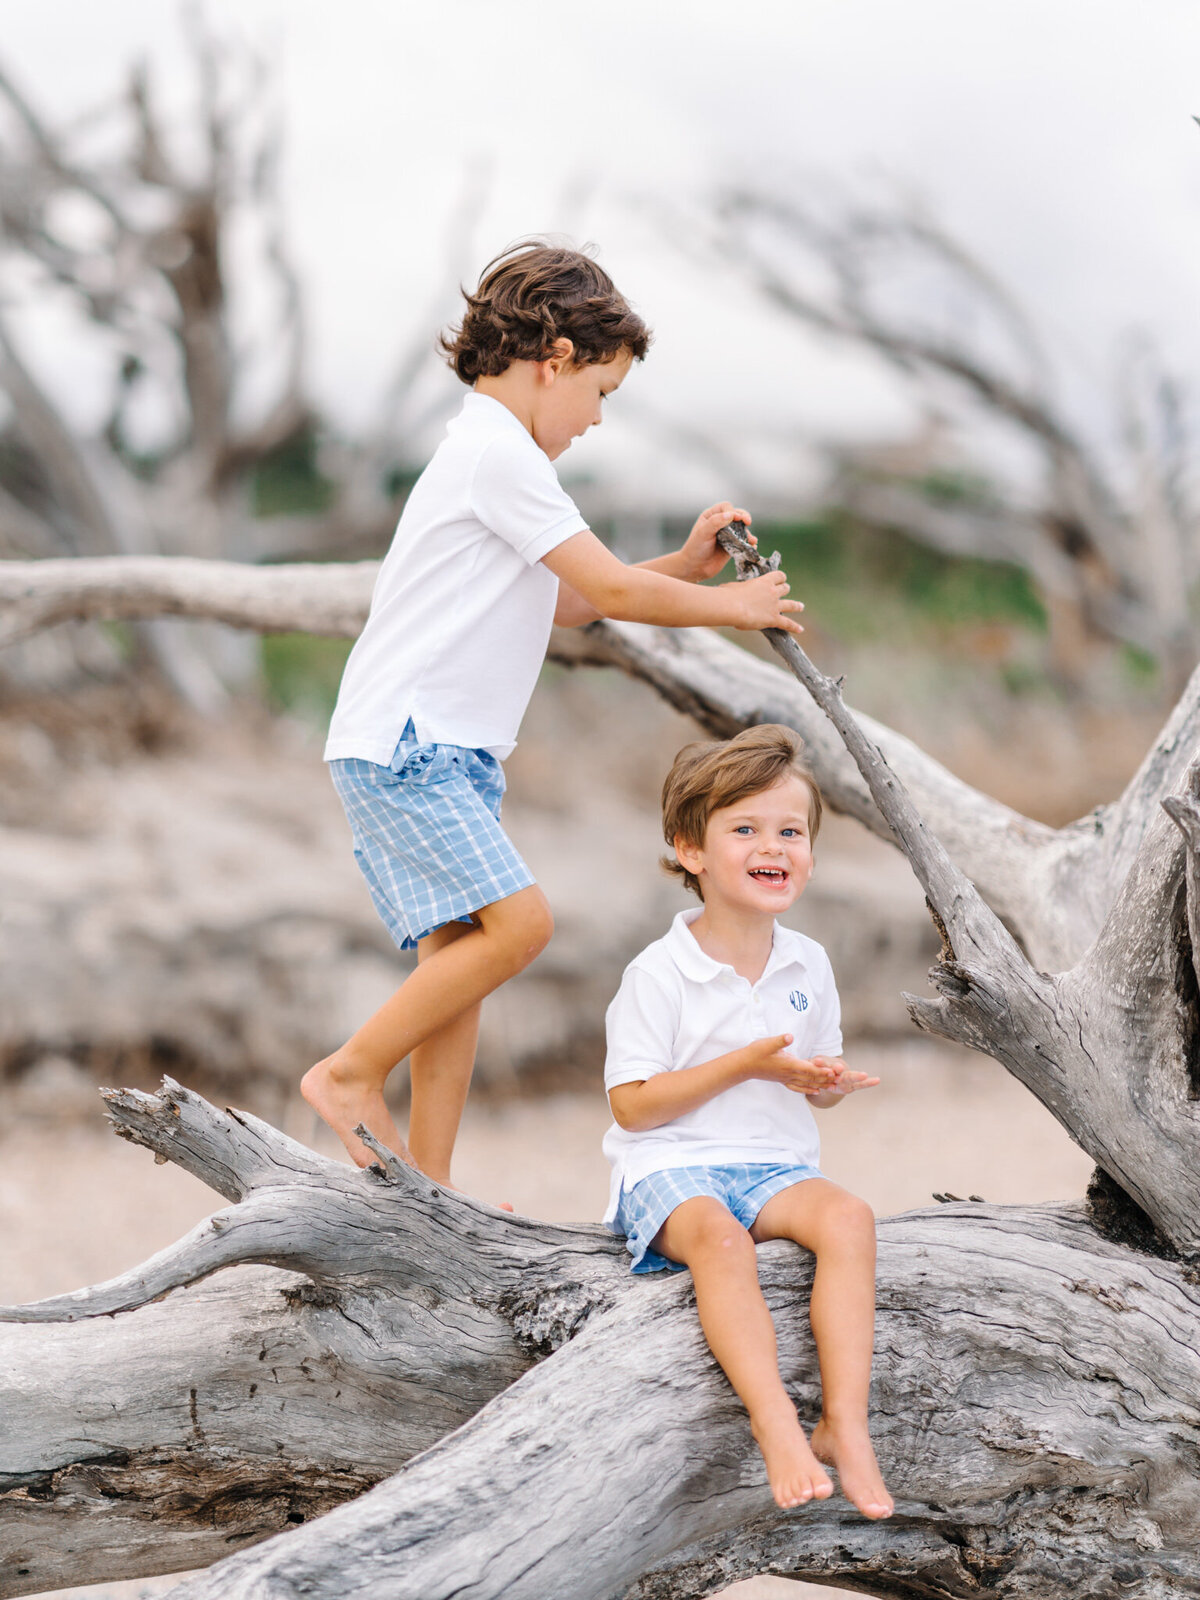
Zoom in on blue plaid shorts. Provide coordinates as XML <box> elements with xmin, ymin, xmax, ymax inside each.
<box><xmin>329</xmin><ymin>723</ymin><xmax>536</xmax><ymax>951</ymax></box>
<box><xmin>612</xmin><ymin>1162</ymin><xmax>823</xmax><ymax>1274</ymax></box>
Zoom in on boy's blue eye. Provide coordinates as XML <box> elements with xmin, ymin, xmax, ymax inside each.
<box><xmin>734</xmin><ymin>825</ymin><xmax>753</xmax><ymax>834</ymax></box>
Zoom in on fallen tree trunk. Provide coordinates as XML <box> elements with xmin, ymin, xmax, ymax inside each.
<box><xmin>3</xmin><ymin>1080</ymin><xmax>1199</xmax><ymax>1600</ymax></box>
<box><xmin>4</xmin><ymin>552</ymin><xmax>1198</xmax><ymax>970</ymax></box>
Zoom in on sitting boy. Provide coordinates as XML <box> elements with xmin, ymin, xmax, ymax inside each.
<box><xmin>603</xmin><ymin>724</ymin><xmax>893</xmax><ymax>1517</ymax></box>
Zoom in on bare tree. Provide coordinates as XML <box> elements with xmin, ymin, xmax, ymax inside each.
<box><xmin>2</xmin><ymin>543</ymin><xmax>1200</xmax><ymax>1597</ymax></box>
<box><xmin>0</xmin><ymin>17</ymin><xmax>456</xmax><ymax>707</ymax></box>
<box><xmin>703</xmin><ymin>185</ymin><xmax>1198</xmax><ymax>690</ymax></box>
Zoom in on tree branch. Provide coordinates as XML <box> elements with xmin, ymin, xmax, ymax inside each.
<box><xmin>0</xmin><ymin>555</ymin><xmax>376</xmax><ymax>646</ymax></box>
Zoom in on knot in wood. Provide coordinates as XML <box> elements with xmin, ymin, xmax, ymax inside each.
<box><xmin>280</xmin><ymin>1282</ymin><xmax>342</xmax><ymax>1312</ymax></box>
<box><xmin>495</xmin><ymin>1281</ymin><xmax>608</xmax><ymax>1358</ymax></box>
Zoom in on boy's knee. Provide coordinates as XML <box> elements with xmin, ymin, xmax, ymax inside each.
<box><xmin>823</xmin><ymin>1192</ymin><xmax>876</xmax><ymax>1247</ymax></box>
<box><xmin>692</xmin><ymin>1212</ymin><xmax>754</xmax><ymax>1262</ymax></box>
<box><xmin>486</xmin><ymin>890</ymin><xmax>554</xmax><ymax>970</ymax></box>
<box><xmin>515</xmin><ymin>897</ymin><xmax>554</xmax><ymax>962</ymax></box>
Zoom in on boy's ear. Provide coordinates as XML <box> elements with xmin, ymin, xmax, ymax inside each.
<box><xmin>540</xmin><ymin>338</ymin><xmax>575</xmax><ymax>379</ymax></box>
<box><xmin>673</xmin><ymin>833</ymin><xmax>704</xmax><ymax>875</ymax></box>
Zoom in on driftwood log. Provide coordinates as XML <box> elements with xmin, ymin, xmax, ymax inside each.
<box><xmin>3</xmin><ymin>540</ymin><xmax>1200</xmax><ymax>1596</ymax></box>
<box><xmin>4</xmin><ymin>1084</ymin><xmax>1198</xmax><ymax>1599</ymax></box>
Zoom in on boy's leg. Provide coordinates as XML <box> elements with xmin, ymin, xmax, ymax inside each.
<box><xmin>654</xmin><ymin>1196</ymin><xmax>833</xmax><ymax>1511</ymax></box>
<box><xmin>302</xmin><ymin>884</ymin><xmax>552</xmax><ymax>1167</ymax></box>
<box><xmin>750</xmin><ymin>1178</ymin><xmax>893</xmax><ymax>1519</ymax></box>
<box><xmin>407</xmin><ymin>919</ymin><xmax>480</xmax><ymax>1183</ymax></box>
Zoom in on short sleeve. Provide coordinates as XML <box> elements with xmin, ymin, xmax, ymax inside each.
<box><xmin>469</xmin><ymin>433</ymin><xmax>588</xmax><ymax>565</ymax></box>
<box><xmin>604</xmin><ymin>964</ymin><xmax>681</xmax><ymax>1090</ymax></box>
<box><xmin>809</xmin><ymin>948</ymin><xmax>844</xmax><ymax>1059</ymax></box>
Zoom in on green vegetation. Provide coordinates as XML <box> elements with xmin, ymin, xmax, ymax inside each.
<box><xmin>383</xmin><ymin>464</ymin><xmax>423</xmax><ymax>502</ymax></box>
<box><xmin>754</xmin><ymin>515</ymin><xmax>1047</xmax><ymax>644</ymax></box>
<box><xmin>252</xmin><ymin>426</ymin><xmax>336</xmax><ymax>518</ymax></box>
<box><xmin>911</xmin><ymin>467</ymin><xmax>1001</xmax><ymax>511</ymax></box>
<box><xmin>1119</xmin><ymin>642</ymin><xmax>1160</xmax><ymax>690</ymax></box>
<box><xmin>260</xmin><ymin>632</ymin><xmax>352</xmax><ymax>722</ymax></box>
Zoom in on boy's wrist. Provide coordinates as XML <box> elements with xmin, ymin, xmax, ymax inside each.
<box><xmin>727</xmin><ymin>584</ymin><xmax>755</xmax><ymax>627</ymax></box>
<box><xmin>649</xmin><ymin>547</ymin><xmax>703</xmax><ymax>583</ymax></box>
<box><xmin>725</xmin><ymin>1045</ymin><xmax>757</xmax><ymax>1086</ymax></box>
<box><xmin>677</xmin><ymin>546</ymin><xmax>711</xmax><ymax>584</ymax></box>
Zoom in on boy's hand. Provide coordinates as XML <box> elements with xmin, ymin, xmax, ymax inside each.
<box><xmin>741</xmin><ymin>1035</ymin><xmax>839</xmax><ymax>1093</ymax></box>
<box><xmin>805</xmin><ymin>1057</ymin><xmax>881</xmax><ymax>1102</ymax></box>
<box><xmin>731</xmin><ymin>570</ymin><xmax>805</xmax><ymax>636</ymax></box>
<box><xmin>679</xmin><ymin>503</ymin><xmax>755</xmax><ymax>582</ymax></box>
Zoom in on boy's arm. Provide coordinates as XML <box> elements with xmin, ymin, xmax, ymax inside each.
<box><xmin>553</xmin><ymin>502</ymin><xmax>756</xmax><ymax>627</ymax></box>
<box><xmin>609</xmin><ymin>1036</ymin><xmax>837</xmax><ymax>1132</ymax></box>
<box><xmin>546</xmin><ymin>529</ymin><xmax>803</xmax><ymax>634</ymax></box>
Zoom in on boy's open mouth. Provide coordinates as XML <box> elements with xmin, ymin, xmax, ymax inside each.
<box><xmin>749</xmin><ymin>867</ymin><xmax>789</xmax><ymax>884</ymax></box>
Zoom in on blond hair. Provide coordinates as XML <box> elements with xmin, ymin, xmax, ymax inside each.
<box><xmin>661</xmin><ymin>724</ymin><xmax>822</xmax><ymax>900</ymax></box>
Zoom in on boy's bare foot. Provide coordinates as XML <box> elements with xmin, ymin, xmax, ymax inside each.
<box><xmin>751</xmin><ymin>1402</ymin><xmax>834</xmax><ymax>1510</ymax></box>
<box><xmin>811</xmin><ymin>1417</ymin><xmax>894</xmax><ymax>1519</ymax></box>
<box><xmin>301</xmin><ymin>1056</ymin><xmax>414</xmax><ymax>1170</ymax></box>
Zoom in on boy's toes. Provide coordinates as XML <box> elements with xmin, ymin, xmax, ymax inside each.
<box><xmin>773</xmin><ymin>1466</ymin><xmax>833</xmax><ymax>1510</ymax></box>
<box><xmin>774</xmin><ymin>1480</ymin><xmax>810</xmax><ymax>1510</ymax></box>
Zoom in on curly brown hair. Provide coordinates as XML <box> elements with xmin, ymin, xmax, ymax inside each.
<box><xmin>661</xmin><ymin>724</ymin><xmax>823</xmax><ymax>900</ymax></box>
<box><xmin>440</xmin><ymin>240</ymin><xmax>652</xmax><ymax>383</ymax></box>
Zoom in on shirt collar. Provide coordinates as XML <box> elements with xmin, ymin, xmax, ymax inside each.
<box><xmin>663</xmin><ymin>908</ymin><xmax>809</xmax><ymax>987</ymax></box>
<box><xmin>459</xmin><ymin>391</ymin><xmax>532</xmax><ymax>437</ymax></box>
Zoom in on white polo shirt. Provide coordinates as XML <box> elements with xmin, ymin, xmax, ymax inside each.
<box><xmin>602</xmin><ymin>908</ymin><xmax>843</xmax><ymax>1222</ymax></box>
<box><xmin>324</xmin><ymin>393</ymin><xmax>588</xmax><ymax>765</ymax></box>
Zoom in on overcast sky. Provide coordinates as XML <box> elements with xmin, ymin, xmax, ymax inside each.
<box><xmin>4</xmin><ymin>0</ymin><xmax>1200</xmax><ymax>512</ymax></box>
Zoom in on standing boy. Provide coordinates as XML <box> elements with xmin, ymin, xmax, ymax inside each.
<box><xmin>304</xmin><ymin>242</ymin><xmax>804</xmax><ymax>1177</ymax></box>
<box><xmin>603</xmin><ymin>724</ymin><xmax>893</xmax><ymax>1518</ymax></box>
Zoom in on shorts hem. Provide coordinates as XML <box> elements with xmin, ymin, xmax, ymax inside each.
<box><xmin>390</xmin><ymin>870</ymin><xmax>538</xmax><ymax>950</ymax></box>
<box><xmin>614</xmin><ymin>1162</ymin><xmax>823</xmax><ymax>1275</ymax></box>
